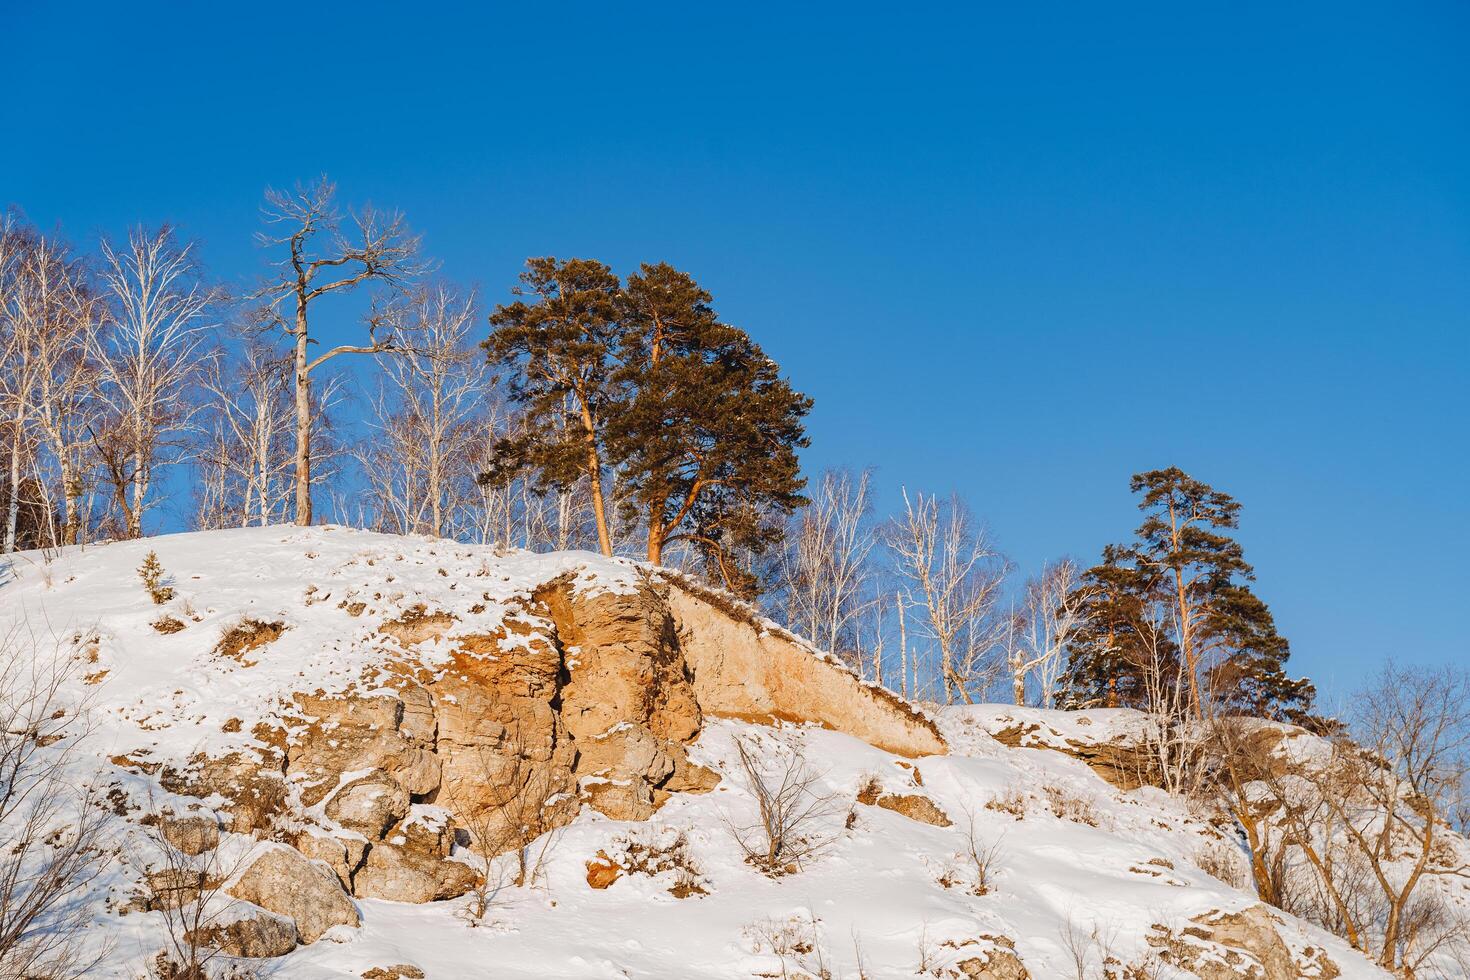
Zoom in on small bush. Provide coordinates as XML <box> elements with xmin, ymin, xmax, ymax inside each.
<box><xmin>138</xmin><ymin>551</ymin><xmax>175</xmax><ymax>604</ymax></box>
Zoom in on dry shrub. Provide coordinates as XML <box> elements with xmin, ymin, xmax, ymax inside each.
<box><xmin>1042</xmin><ymin>783</ymin><xmax>1101</xmax><ymax>827</ymax></box>
<box><xmin>0</xmin><ymin>629</ymin><xmax>109</xmax><ymax>980</ymax></box>
<box><xmin>744</xmin><ymin>910</ymin><xmax>833</xmax><ymax>980</ymax></box>
<box><xmin>141</xmin><ymin>809</ymin><xmax>245</xmax><ymax>980</ymax></box>
<box><xmin>724</xmin><ymin>735</ymin><xmax>838</xmax><ymax>877</ymax></box>
<box><xmin>1192</xmin><ymin>836</ymin><xmax>1249</xmax><ymax>890</ymax></box>
<box><xmin>454</xmin><ymin>726</ymin><xmax>566</xmax><ymax>923</ymax></box>
<box><xmin>985</xmin><ymin>784</ymin><xmax>1029</xmax><ymax>820</ymax></box>
<box><xmin>212</xmin><ymin>620</ymin><xmax>286</xmax><ymax>665</ymax></box>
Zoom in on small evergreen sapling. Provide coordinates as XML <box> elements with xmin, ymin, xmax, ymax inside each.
<box><xmin>138</xmin><ymin>550</ymin><xmax>174</xmax><ymax>605</ymax></box>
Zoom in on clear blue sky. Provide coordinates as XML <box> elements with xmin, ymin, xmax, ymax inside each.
<box><xmin>5</xmin><ymin>2</ymin><xmax>1467</xmax><ymax>704</ymax></box>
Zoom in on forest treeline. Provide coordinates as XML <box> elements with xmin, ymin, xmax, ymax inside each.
<box><xmin>1</xmin><ymin>178</ymin><xmax>1312</xmax><ymax>723</ymax></box>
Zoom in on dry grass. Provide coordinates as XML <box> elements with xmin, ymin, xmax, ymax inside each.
<box><xmin>212</xmin><ymin>619</ymin><xmax>285</xmax><ymax>665</ymax></box>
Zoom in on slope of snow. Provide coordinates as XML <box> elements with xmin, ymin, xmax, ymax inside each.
<box><xmin>0</xmin><ymin>527</ymin><xmax>1388</xmax><ymax>978</ymax></box>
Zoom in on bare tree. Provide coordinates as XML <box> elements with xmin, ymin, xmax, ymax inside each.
<box><xmin>1312</xmin><ymin>666</ymin><xmax>1468</xmax><ymax>973</ymax></box>
<box><xmin>1224</xmin><ymin>665</ymin><xmax>1470</xmax><ymax>975</ymax></box>
<box><xmin>194</xmin><ymin>339</ymin><xmax>347</xmax><ymax>531</ymax></box>
<box><xmin>252</xmin><ymin>176</ymin><xmax>423</xmax><ymax>527</ymax></box>
<box><xmin>0</xmin><ymin>218</ymin><xmax>42</xmax><ymax>554</ymax></box>
<box><xmin>91</xmin><ymin>226</ymin><xmax>212</xmax><ymax>539</ymax></box>
<box><xmin>724</xmin><ymin>734</ymin><xmax>838</xmax><ymax>876</ymax></box>
<box><xmin>776</xmin><ymin>468</ymin><xmax>877</xmax><ymax>663</ymax></box>
<box><xmin>0</xmin><ymin>628</ymin><xmax>107</xmax><ymax>979</ymax></box>
<box><xmin>887</xmin><ymin>489</ymin><xmax>1009</xmax><ymax>704</ymax></box>
<box><xmin>25</xmin><ymin>243</ymin><xmax>102</xmax><ymax>547</ymax></box>
<box><xmin>141</xmin><ymin>809</ymin><xmax>244</xmax><ymax>980</ymax></box>
<box><xmin>194</xmin><ymin>342</ymin><xmax>292</xmax><ymax>529</ymax></box>
<box><xmin>1006</xmin><ymin>558</ymin><xmax>1090</xmax><ymax>707</ymax></box>
<box><xmin>358</xmin><ymin>285</ymin><xmax>492</xmax><ymax>539</ymax></box>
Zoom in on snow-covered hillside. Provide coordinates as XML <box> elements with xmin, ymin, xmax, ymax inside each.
<box><xmin>0</xmin><ymin>527</ymin><xmax>1390</xmax><ymax>978</ymax></box>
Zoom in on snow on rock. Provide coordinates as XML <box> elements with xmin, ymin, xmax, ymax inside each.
<box><xmin>0</xmin><ymin>527</ymin><xmax>1396</xmax><ymax>977</ymax></box>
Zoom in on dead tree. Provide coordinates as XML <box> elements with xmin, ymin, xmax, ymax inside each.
<box><xmin>252</xmin><ymin>176</ymin><xmax>423</xmax><ymax>527</ymax></box>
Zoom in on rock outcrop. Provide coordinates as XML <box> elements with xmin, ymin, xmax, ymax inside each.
<box><xmin>665</xmin><ymin>582</ymin><xmax>947</xmax><ymax>757</ymax></box>
<box><xmin>146</xmin><ymin>567</ymin><xmax>946</xmax><ymax>948</ymax></box>
<box><xmin>1147</xmin><ymin>904</ymin><xmax>1336</xmax><ymax>980</ymax></box>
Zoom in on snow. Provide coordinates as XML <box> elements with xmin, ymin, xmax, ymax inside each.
<box><xmin>0</xmin><ymin>526</ymin><xmax>1393</xmax><ymax>978</ymax></box>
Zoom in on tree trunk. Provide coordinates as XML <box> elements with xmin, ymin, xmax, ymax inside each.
<box><xmin>4</xmin><ymin>426</ymin><xmax>21</xmax><ymax>553</ymax></box>
<box><xmin>574</xmin><ymin>398</ymin><xmax>611</xmax><ymax>556</ymax></box>
<box><xmin>128</xmin><ymin>445</ymin><xmax>146</xmax><ymax>538</ymax></box>
<box><xmin>898</xmin><ymin>596</ymin><xmax>908</xmax><ymax>699</ymax></box>
<box><xmin>647</xmin><ymin>517</ymin><xmax>663</xmax><ymax>566</ymax></box>
<box><xmin>293</xmin><ymin>309</ymin><xmax>312</xmax><ymax>527</ymax></box>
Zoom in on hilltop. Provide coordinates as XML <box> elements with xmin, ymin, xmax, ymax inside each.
<box><xmin>0</xmin><ymin>527</ymin><xmax>1397</xmax><ymax>978</ymax></box>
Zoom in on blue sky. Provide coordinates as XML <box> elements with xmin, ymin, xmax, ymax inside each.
<box><xmin>5</xmin><ymin>2</ymin><xmax>1467</xmax><ymax>703</ymax></box>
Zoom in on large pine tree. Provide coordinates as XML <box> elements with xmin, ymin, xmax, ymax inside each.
<box><xmin>482</xmin><ymin>257</ymin><xmax>625</xmax><ymax>556</ymax></box>
<box><xmin>610</xmin><ymin>263</ymin><xmax>810</xmax><ymax>596</ymax></box>
<box><xmin>1061</xmin><ymin>467</ymin><xmax>1318</xmax><ymax>726</ymax></box>
<box><xmin>483</xmin><ymin>259</ymin><xmax>810</xmax><ymax>595</ymax></box>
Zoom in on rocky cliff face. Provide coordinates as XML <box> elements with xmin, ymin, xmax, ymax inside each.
<box><xmin>131</xmin><ymin>555</ymin><xmax>945</xmax><ymax>940</ymax></box>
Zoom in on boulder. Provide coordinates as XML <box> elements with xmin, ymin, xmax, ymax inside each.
<box><xmin>353</xmin><ymin>805</ymin><xmax>476</xmax><ymax>902</ymax></box>
<box><xmin>582</xmin><ymin>777</ymin><xmax>657</xmax><ymax>822</ymax></box>
<box><xmin>361</xmin><ymin>967</ymin><xmax>426</xmax><ymax>980</ymax></box>
<box><xmin>186</xmin><ymin>906</ymin><xmax>298</xmax><ymax>958</ymax></box>
<box><xmin>228</xmin><ymin>845</ymin><xmax>360</xmax><ymax>943</ymax></box>
<box><xmin>325</xmin><ymin>773</ymin><xmax>409</xmax><ymax>839</ymax></box>
<box><xmin>290</xmin><ymin>828</ymin><xmax>358</xmax><ymax>888</ymax></box>
<box><xmin>951</xmin><ymin>936</ymin><xmax>1028</xmax><ymax>980</ymax></box>
<box><xmin>1148</xmin><ymin>905</ymin><xmax>1298</xmax><ymax>980</ymax></box>
<box><xmin>353</xmin><ymin>841</ymin><xmax>478</xmax><ymax>903</ymax></box>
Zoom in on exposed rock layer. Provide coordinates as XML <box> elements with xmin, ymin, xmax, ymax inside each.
<box><xmin>153</xmin><ymin>571</ymin><xmax>946</xmax><ymax>946</ymax></box>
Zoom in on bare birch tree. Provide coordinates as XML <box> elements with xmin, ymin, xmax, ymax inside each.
<box><xmin>886</xmin><ymin>489</ymin><xmax>1009</xmax><ymax>704</ymax></box>
<box><xmin>357</xmin><ymin>285</ymin><xmax>491</xmax><ymax>538</ymax></box>
<box><xmin>194</xmin><ymin>341</ymin><xmax>295</xmax><ymax>529</ymax></box>
<box><xmin>0</xmin><ymin>218</ymin><xmax>41</xmax><ymax>553</ymax></box>
<box><xmin>26</xmin><ymin>250</ymin><xmax>102</xmax><ymax>547</ymax></box>
<box><xmin>252</xmin><ymin>176</ymin><xmax>423</xmax><ymax>527</ymax></box>
<box><xmin>777</xmin><ymin>468</ymin><xmax>876</xmax><ymax>660</ymax></box>
<box><xmin>1006</xmin><ymin>559</ymin><xmax>1091</xmax><ymax>707</ymax></box>
<box><xmin>91</xmin><ymin>226</ymin><xmax>212</xmax><ymax>538</ymax></box>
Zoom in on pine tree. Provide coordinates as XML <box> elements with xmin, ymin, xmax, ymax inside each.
<box><xmin>137</xmin><ymin>549</ymin><xmax>174</xmax><ymax>604</ymax></box>
<box><xmin>482</xmin><ymin>257</ymin><xmax>625</xmax><ymax>556</ymax></box>
<box><xmin>1061</xmin><ymin>467</ymin><xmax>1317</xmax><ymax>725</ymax></box>
<box><xmin>609</xmin><ymin>263</ymin><xmax>811</xmax><ymax>597</ymax></box>
<box><xmin>482</xmin><ymin>259</ymin><xmax>811</xmax><ymax>597</ymax></box>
